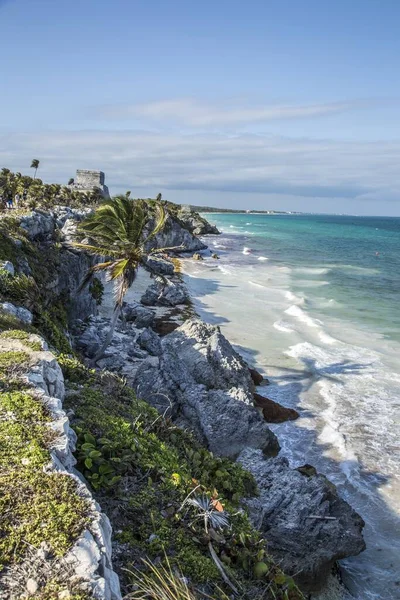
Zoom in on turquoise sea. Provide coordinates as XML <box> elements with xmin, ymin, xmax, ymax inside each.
<box><xmin>183</xmin><ymin>213</ymin><xmax>400</xmax><ymax>600</ymax></box>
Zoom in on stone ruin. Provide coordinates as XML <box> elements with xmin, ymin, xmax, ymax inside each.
<box><xmin>69</xmin><ymin>169</ymin><xmax>110</xmax><ymax>197</ymax></box>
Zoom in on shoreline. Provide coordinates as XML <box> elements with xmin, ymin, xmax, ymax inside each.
<box><xmin>178</xmin><ymin>218</ymin><xmax>400</xmax><ymax>600</ymax></box>
<box><xmin>179</xmin><ymin>254</ymin><xmax>353</xmax><ymax>600</ymax></box>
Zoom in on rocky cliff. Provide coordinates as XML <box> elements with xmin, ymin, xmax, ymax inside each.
<box><xmin>0</xmin><ymin>204</ymin><xmax>365</xmax><ymax>599</ymax></box>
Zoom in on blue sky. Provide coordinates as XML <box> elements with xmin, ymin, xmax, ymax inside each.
<box><xmin>1</xmin><ymin>0</ymin><xmax>400</xmax><ymax>214</ymax></box>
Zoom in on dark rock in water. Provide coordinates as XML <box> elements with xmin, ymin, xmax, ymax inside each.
<box><xmin>249</xmin><ymin>367</ymin><xmax>264</xmax><ymax>386</ymax></box>
<box><xmin>297</xmin><ymin>464</ymin><xmax>318</xmax><ymax>478</ymax></box>
<box><xmin>138</xmin><ymin>328</ymin><xmax>162</xmax><ymax>356</ymax></box>
<box><xmin>132</xmin><ymin>319</ymin><xmax>279</xmax><ymax>459</ymax></box>
<box><xmin>192</xmin><ymin>252</ymin><xmax>203</xmax><ymax>260</ymax></box>
<box><xmin>254</xmin><ymin>392</ymin><xmax>299</xmax><ymax>423</ymax></box>
<box><xmin>141</xmin><ymin>281</ymin><xmax>189</xmax><ymax>307</ymax></box>
<box><xmin>211</xmin><ymin>253</ymin><xmax>219</xmax><ymax>259</ymax></box>
<box><xmin>238</xmin><ymin>448</ymin><xmax>366</xmax><ymax>592</ymax></box>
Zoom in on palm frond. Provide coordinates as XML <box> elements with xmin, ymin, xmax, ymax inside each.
<box><xmin>143</xmin><ymin>201</ymin><xmax>167</xmax><ymax>244</ymax></box>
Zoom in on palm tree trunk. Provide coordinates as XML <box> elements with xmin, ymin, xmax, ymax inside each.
<box><xmin>34</xmin><ymin>168</ymin><xmax>37</xmax><ymax>180</ymax></box>
<box><xmin>92</xmin><ymin>305</ymin><xmax>121</xmax><ymax>364</ymax></box>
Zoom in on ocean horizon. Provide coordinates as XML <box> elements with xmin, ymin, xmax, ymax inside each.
<box><xmin>183</xmin><ymin>212</ymin><xmax>400</xmax><ymax>600</ymax></box>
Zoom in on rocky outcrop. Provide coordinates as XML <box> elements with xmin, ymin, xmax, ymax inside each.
<box><xmin>238</xmin><ymin>448</ymin><xmax>366</xmax><ymax>592</ymax></box>
<box><xmin>175</xmin><ymin>206</ymin><xmax>220</xmax><ymax>236</ymax></box>
<box><xmin>132</xmin><ymin>319</ymin><xmax>279</xmax><ymax>458</ymax></box>
<box><xmin>254</xmin><ymin>392</ymin><xmax>299</xmax><ymax>423</ymax></box>
<box><xmin>147</xmin><ymin>213</ymin><xmax>207</xmax><ymax>253</ymax></box>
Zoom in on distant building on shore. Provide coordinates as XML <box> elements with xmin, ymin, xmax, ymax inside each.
<box><xmin>69</xmin><ymin>169</ymin><xmax>110</xmax><ymax>197</ymax></box>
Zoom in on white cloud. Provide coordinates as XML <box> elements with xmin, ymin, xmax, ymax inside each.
<box><xmin>1</xmin><ymin>129</ymin><xmax>400</xmax><ymax>204</ymax></box>
<box><xmin>98</xmin><ymin>98</ymin><xmax>369</xmax><ymax>127</ymax></box>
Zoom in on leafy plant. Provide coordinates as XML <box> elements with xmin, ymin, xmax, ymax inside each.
<box><xmin>186</xmin><ymin>494</ymin><xmax>230</xmax><ymax>532</ymax></box>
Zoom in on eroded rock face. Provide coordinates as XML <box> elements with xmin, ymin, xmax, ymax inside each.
<box><xmin>238</xmin><ymin>448</ymin><xmax>366</xmax><ymax>592</ymax></box>
<box><xmin>132</xmin><ymin>319</ymin><xmax>279</xmax><ymax>458</ymax></box>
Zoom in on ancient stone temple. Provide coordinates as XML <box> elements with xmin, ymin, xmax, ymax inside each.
<box><xmin>70</xmin><ymin>169</ymin><xmax>110</xmax><ymax>197</ymax></box>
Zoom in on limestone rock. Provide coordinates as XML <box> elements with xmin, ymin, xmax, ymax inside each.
<box><xmin>123</xmin><ymin>303</ymin><xmax>155</xmax><ymax>328</ymax></box>
<box><xmin>144</xmin><ymin>255</ymin><xmax>175</xmax><ymax>276</ymax></box>
<box><xmin>76</xmin><ymin>325</ymin><xmax>102</xmax><ymax>357</ymax></box>
<box><xmin>0</xmin><ymin>260</ymin><xmax>15</xmax><ymax>275</ymax></box>
<box><xmin>138</xmin><ymin>328</ymin><xmax>162</xmax><ymax>356</ymax></box>
<box><xmin>141</xmin><ymin>281</ymin><xmax>189</xmax><ymax>307</ymax></box>
<box><xmin>254</xmin><ymin>392</ymin><xmax>299</xmax><ymax>423</ymax></box>
<box><xmin>0</xmin><ymin>301</ymin><xmax>33</xmax><ymax>324</ymax></box>
<box><xmin>19</xmin><ymin>210</ymin><xmax>55</xmax><ymax>239</ymax></box>
<box><xmin>176</xmin><ymin>207</ymin><xmax>220</xmax><ymax>235</ymax></box>
<box><xmin>146</xmin><ymin>213</ymin><xmax>207</xmax><ymax>254</ymax></box>
<box><xmin>132</xmin><ymin>319</ymin><xmax>279</xmax><ymax>458</ymax></box>
<box><xmin>237</xmin><ymin>448</ymin><xmax>366</xmax><ymax>592</ymax></box>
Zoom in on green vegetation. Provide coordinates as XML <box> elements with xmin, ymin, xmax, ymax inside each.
<box><xmin>62</xmin><ymin>361</ymin><xmax>302</xmax><ymax>599</ymax></box>
<box><xmin>0</xmin><ymin>329</ymin><xmax>42</xmax><ymax>351</ymax></box>
<box><xmin>0</xmin><ymin>167</ymin><xmax>103</xmax><ymax>210</ymax></box>
<box><xmin>0</xmin><ymin>344</ymin><xmax>90</xmax><ymax>574</ymax></box>
<box><xmin>30</xmin><ymin>158</ymin><xmax>40</xmax><ymax>180</ymax></box>
<box><xmin>0</xmin><ymin>216</ymin><xmax>73</xmax><ymax>354</ymax></box>
<box><xmin>89</xmin><ymin>276</ymin><xmax>104</xmax><ymax>305</ymax></box>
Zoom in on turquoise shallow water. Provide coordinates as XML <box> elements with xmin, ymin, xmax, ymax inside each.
<box><xmin>183</xmin><ymin>213</ymin><xmax>400</xmax><ymax>600</ymax></box>
<box><xmin>208</xmin><ymin>213</ymin><xmax>400</xmax><ymax>341</ymax></box>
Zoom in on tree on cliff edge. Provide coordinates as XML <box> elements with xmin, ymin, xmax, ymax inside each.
<box><xmin>73</xmin><ymin>196</ymin><xmax>168</xmax><ymax>362</ymax></box>
<box><xmin>30</xmin><ymin>159</ymin><xmax>40</xmax><ymax>179</ymax></box>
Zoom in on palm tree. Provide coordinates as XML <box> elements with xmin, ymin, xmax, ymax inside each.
<box><xmin>73</xmin><ymin>196</ymin><xmax>170</xmax><ymax>361</ymax></box>
<box><xmin>30</xmin><ymin>159</ymin><xmax>40</xmax><ymax>179</ymax></box>
<box><xmin>68</xmin><ymin>178</ymin><xmax>74</xmax><ymax>185</ymax></box>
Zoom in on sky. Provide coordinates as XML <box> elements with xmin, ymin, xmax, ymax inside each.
<box><xmin>1</xmin><ymin>0</ymin><xmax>400</xmax><ymax>215</ymax></box>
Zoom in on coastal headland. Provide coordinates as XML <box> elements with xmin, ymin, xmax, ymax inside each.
<box><xmin>0</xmin><ymin>178</ymin><xmax>365</xmax><ymax>600</ymax></box>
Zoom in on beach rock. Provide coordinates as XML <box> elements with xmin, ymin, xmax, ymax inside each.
<box><xmin>0</xmin><ymin>260</ymin><xmax>15</xmax><ymax>275</ymax></box>
<box><xmin>238</xmin><ymin>448</ymin><xmax>366</xmax><ymax>592</ymax></box>
<box><xmin>211</xmin><ymin>253</ymin><xmax>219</xmax><ymax>259</ymax></box>
<box><xmin>254</xmin><ymin>392</ymin><xmax>299</xmax><ymax>423</ymax></box>
<box><xmin>144</xmin><ymin>255</ymin><xmax>175</xmax><ymax>276</ymax></box>
<box><xmin>138</xmin><ymin>328</ymin><xmax>162</xmax><ymax>356</ymax></box>
<box><xmin>141</xmin><ymin>281</ymin><xmax>189</xmax><ymax>307</ymax></box>
<box><xmin>132</xmin><ymin>319</ymin><xmax>279</xmax><ymax>458</ymax></box>
<box><xmin>192</xmin><ymin>253</ymin><xmax>203</xmax><ymax>260</ymax></box>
